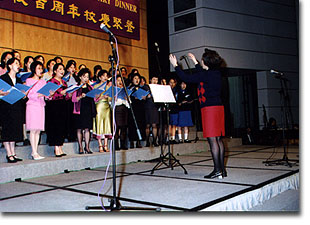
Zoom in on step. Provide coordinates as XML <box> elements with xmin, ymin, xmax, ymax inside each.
<box><xmin>2</xmin><ymin>129</ymin><xmax>207</xmax><ymax>163</ymax></box>
<box><xmin>0</xmin><ymin>135</ymin><xmax>242</xmax><ymax>183</ymax></box>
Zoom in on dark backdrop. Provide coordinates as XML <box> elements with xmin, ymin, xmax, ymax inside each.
<box><xmin>147</xmin><ymin>0</ymin><xmax>170</xmax><ymax>80</ymax></box>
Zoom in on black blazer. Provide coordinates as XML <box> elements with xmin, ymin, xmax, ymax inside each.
<box><xmin>0</xmin><ymin>73</ymin><xmax>27</xmax><ymax>123</ymax></box>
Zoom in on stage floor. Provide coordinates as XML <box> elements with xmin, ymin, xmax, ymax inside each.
<box><xmin>0</xmin><ymin>144</ymin><xmax>299</xmax><ymax>212</ymax></box>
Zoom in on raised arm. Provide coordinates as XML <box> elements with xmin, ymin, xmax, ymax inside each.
<box><xmin>169</xmin><ymin>54</ymin><xmax>206</xmax><ymax>84</ymax></box>
<box><xmin>187</xmin><ymin>53</ymin><xmax>198</xmax><ymax>65</ymax></box>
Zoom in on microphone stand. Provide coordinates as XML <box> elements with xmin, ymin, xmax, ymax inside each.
<box><xmin>86</xmin><ymin>34</ymin><xmax>158</xmax><ymax>211</ymax></box>
<box><xmin>263</xmin><ymin>74</ymin><xmax>298</xmax><ymax>167</ymax></box>
<box><xmin>180</xmin><ymin>56</ymin><xmax>199</xmax><ymax>143</ymax></box>
<box><xmin>155</xmin><ymin>48</ymin><xmax>162</xmax><ymax>75</ymax></box>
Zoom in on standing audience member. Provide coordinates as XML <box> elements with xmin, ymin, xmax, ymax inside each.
<box><xmin>93</xmin><ymin>70</ymin><xmax>112</xmax><ymax>152</ymax></box>
<box><xmin>25</xmin><ymin>61</ymin><xmax>47</xmax><ymax>160</ymax></box>
<box><xmin>72</xmin><ymin>68</ymin><xmax>96</xmax><ymax>154</ymax></box>
<box><xmin>0</xmin><ymin>58</ymin><xmax>26</xmax><ymax>163</ymax></box>
<box><xmin>169</xmin><ymin>49</ymin><xmax>226</xmax><ymax>179</ymax></box>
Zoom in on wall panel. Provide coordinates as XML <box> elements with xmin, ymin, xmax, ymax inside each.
<box><xmin>0</xmin><ymin>19</ymin><xmax>13</xmax><ymax>48</ymax></box>
<box><xmin>169</xmin><ymin>27</ymin><xmax>298</xmax><ymax>56</ymax></box>
<box><xmin>168</xmin><ymin>0</ymin><xmax>299</xmax><ymax>131</ymax></box>
<box><xmin>199</xmin><ymin>0</ymin><xmax>296</xmax><ymax>22</ymax></box>
<box><xmin>200</xmin><ymin>8</ymin><xmax>297</xmax><ymax>39</ymax></box>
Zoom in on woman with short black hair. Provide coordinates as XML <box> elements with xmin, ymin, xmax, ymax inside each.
<box><xmin>25</xmin><ymin>61</ymin><xmax>47</xmax><ymax>160</ymax></box>
<box><xmin>127</xmin><ymin>73</ymin><xmax>147</xmax><ymax>148</ymax></box>
<box><xmin>0</xmin><ymin>57</ymin><xmax>26</xmax><ymax>163</ymax></box>
<box><xmin>0</xmin><ymin>51</ymin><xmax>13</xmax><ymax>76</ymax></box>
<box><xmin>23</xmin><ymin>56</ymin><xmax>34</xmax><ymax>73</ymax></box>
<box><xmin>72</xmin><ymin>68</ymin><xmax>96</xmax><ymax>154</ymax></box>
<box><xmin>46</xmin><ymin>63</ymin><xmax>69</xmax><ymax>157</ymax></box>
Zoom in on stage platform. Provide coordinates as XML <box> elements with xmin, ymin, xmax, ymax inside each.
<box><xmin>0</xmin><ymin>138</ymin><xmax>299</xmax><ymax>212</ymax></box>
<box><xmin>0</xmin><ymin>131</ymin><xmax>238</xmax><ymax>183</ymax></box>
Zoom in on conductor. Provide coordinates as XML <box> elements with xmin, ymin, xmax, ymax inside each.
<box><xmin>169</xmin><ymin>48</ymin><xmax>226</xmax><ymax>179</ymax></box>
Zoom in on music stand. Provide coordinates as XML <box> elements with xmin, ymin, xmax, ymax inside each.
<box><xmin>149</xmin><ymin>84</ymin><xmax>188</xmax><ymax>174</ymax></box>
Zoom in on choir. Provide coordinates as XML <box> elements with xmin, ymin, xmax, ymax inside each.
<box><xmin>0</xmin><ymin>50</ymin><xmax>194</xmax><ymax>163</ymax></box>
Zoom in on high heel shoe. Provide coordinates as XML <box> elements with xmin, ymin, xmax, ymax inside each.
<box><xmin>204</xmin><ymin>170</ymin><xmax>223</xmax><ymax>179</ymax></box>
<box><xmin>12</xmin><ymin>155</ymin><xmax>23</xmax><ymax>161</ymax></box>
<box><xmin>79</xmin><ymin>148</ymin><xmax>84</xmax><ymax>154</ymax></box>
<box><xmin>84</xmin><ymin>147</ymin><xmax>93</xmax><ymax>154</ymax></box>
<box><xmin>222</xmin><ymin>169</ymin><xmax>227</xmax><ymax>177</ymax></box>
<box><xmin>6</xmin><ymin>155</ymin><xmax>17</xmax><ymax>163</ymax></box>
<box><xmin>115</xmin><ymin>141</ymin><xmax>120</xmax><ymax>150</ymax></box>
<box><xmin>103</xmin><ymin>145</ymin><xmax>109</xmax><ymax>152</ymax></box>
<box><xmin>54</xmin><ymin>150</ymin><xmax>62</xmax><ymax>157</ymax></box>
<box><xmin>32</xmin><ymin>154</ymin><xmax>45</xmax><ymax>160</ymax></box>
<box><xmin>120</xmin><ymin>140</ymin><xmax>128</xmax><ymax>150</ymax></box>
<box><xmin>153</xmin><ymin>139</ymin><xmax>159</xmax><ymax>147</ymax></box>
<box><xmin>136</xmin><ymin>141</ymin><xmax>142</xmax><ymax>148</ymax></box>
<box><xmin>145</xmin><ymin>140</ymin><xmax>150</xmax><ymax>147</ymax></box>
<box><xmin>99</xmin><ymin>146</ymin><xmax>105</xmax><ymax>153</ymax></box>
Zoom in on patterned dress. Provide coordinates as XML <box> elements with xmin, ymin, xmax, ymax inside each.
<box><xmin>45</xmin><ymin>78</ymin><xmax>68</xmax><ymax>146</ymax></box>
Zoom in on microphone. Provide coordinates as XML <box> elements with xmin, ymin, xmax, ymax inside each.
<box><xmin>180</xmin><ymin>55</ymin><xmax>187</xmax><ymax>60</ymax></box>
<box><xmin>100</xmin><ymin>23</ymin><xmax>114</xmax><ymax>36</ymax></box>
<box><xmin>154</xmin><ymin>42</ymin><xmax>160</xmax><ymax>53</ymax></box>
<box><xmin>270</xmin><ymin>69</ymin><xmax>283</xmax><ymax>76</ymax></box>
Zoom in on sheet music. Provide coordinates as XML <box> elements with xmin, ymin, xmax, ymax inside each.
<box><xmin>37</xmin><ymin>82</ymin><xmax>62</xmax><ymax>97</ymax></box>
<box><xmin>149</xmin><ymin>84</ymin><xmax>176</xmax><ymax>103</ymax></box>
<box><xmin>0</xmin><ymin>87</ymin><xmax>25</xmax><ymax>104</ymax></box>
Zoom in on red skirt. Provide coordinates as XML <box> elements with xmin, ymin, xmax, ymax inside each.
<box><xmin>201</xmin><ymin>106</ymin><xmax>225</xmax><ymax>138</ymax></box>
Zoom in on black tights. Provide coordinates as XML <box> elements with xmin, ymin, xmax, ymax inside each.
<box><xmin>146</xmin><ymin>124</ymin><xmax>158</xmax><ymax>142</ymax></box>
<box><xmin>115</xmin><ymin>126</ymin><xmax>127</xmax><ymax>142</ymax></box>
<box><xmin>77</xmin><ymin>128</ymin><xmax>90</xmax><ymax>151</ymax></box>
<box><xmin>207</xmin><ymin>137</ymin><xmax>225</xmax><ymax>172</ymax></box>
